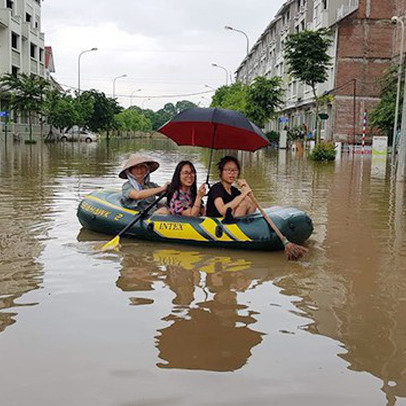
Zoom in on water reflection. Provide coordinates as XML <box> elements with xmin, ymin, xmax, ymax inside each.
<box><xmin>110</xmin><ymin>244</ymin><xmax>294</xmax><ymax>372</ymax></box>
<box><xmin>0</xmin><ymin>143</ymin><xmax>53</xmax><ymax>333</ymax></box>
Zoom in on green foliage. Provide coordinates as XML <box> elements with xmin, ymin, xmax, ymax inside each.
<box><xmin>0</xmin><ymin>73</ymin><xmax>51</xmax><ymax>140</ymax></box>
<box><xmin>175</xmin><ymin>100</ymin><xmax>196</xmax><ymax>112</ymax></box>
<box><xmin>370</xmin><ymin>62</ymin><xmax>404</xmax><ymax>143</ymax></box>
<box><xmin>150</xmin><ymin>100</ymin><xmax>198</xmax><ymax>131</ymax></box>
<box><xmin>79</xmin><ymin>90</ymin><xmax>122</xmax><ymax>133</ymax></box>
<box><xmin>45</xmin><ymin>91</ymin><xmax>79</xmax><ymax>131</ymax></box>
<box><xmin>210</xmin><ymin>77</ymin><xmax>283</xmax><ymax>128</ymax></box>
<box><xmin>265</xmin><ymin>130</ymin><xmax>279</xmax><ymax>143</ymax></box>
<box><xmin>115</xmin><ymin>108</ymin><xmax>152</xmax><ymax>133</ymax></box>
<box><xmin>287</xmin><ymin>125</ymin><xmax>306</xmax><ymax>140</ymax></box>
<box><xmin>284</xmin><ymin>29</ymin><xmax>332</xmax><ymax>88</ymax></box>
<box><xmin>284</xmin><ymin>29</ymin><xmax>332</xmax><ymax>144</ymax></box>
<box><xmin>310</xmin><ymin>142</ymin><xmax>336</xmax><ymax>161</ymax></box>
<box><xmin>210</xmin><ymin>82</ymin><xmax>248</xmax><ymax>115</ymax></box>
<box><xmin>246</xmin><ymin>76</ymin><xmax>284</xmax><ymax>127</ymax></box>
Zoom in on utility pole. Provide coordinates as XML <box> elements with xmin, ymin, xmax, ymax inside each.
<box><xmin>396</xmin><ymin>67</ymin><xmax>406</xmax><ymax>181</ymax></box>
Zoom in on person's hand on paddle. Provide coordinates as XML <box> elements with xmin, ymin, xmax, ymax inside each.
<box><xmin>239</xmin><ymin>182</ymin><xmax>308</xmax><ymax>261</ymax></box>
<box><xmin>236</xmin><ymin>179</ymin><xmax>252</xmax><ymax>197</ymax></box>
<box><xmin>159</xmin><ymin>181</ymin><xmax>170</xmax><ymax>194</ymax></box>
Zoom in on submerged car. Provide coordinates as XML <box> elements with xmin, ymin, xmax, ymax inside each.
<box><xmin>59</xmin><ymin>130</ymin><xmax>98</xmax><ymax>143</ymax></box>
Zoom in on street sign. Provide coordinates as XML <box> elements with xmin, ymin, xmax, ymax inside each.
<box><xmin>0</xmin><ymin>111</ymin><xmax>10</xmax><ymax>118</ymax></box>
<box><xmin>319</xmin><ymin>113</ymin><xmax>329</xmax><ymax>120</ymax></box>
<box><xmin>279</xmin><ymin>117</ymin><xmax>289</xmax><ymax>123</ymax></box>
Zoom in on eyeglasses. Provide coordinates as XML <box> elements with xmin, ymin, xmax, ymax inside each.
<box><xmin>223</xmin><ymin>168</ymin><xmax>239</xmax><ymax>173</ymax></box>
<box><xmin>180</xmin><ymin>171</ymin><xmax>195</xmax><ymax>177</ymax></box>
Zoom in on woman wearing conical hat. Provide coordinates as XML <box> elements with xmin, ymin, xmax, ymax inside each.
<box><xmin>119</xmin><ymin>153</ymin><xmax>169</xmax><ymax>213</ymax></box>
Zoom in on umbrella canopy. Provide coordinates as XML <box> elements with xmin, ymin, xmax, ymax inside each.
<box><xmin>158</xmin><ymin>107</ymin><xmax>269</xmax><ymax>152</ymax></box>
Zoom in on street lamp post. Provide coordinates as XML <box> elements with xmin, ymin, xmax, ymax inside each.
<box><xmin>113</xmin><ymin>74</ymin><xmax>127</xmax><ymax>99</ymax></box>
<box><xmin>392</xmin><ymin>16</ymin><xmax>405</xmax><ymax>162</ymax></box>
<box><xmin>130</xmin><ymin>88</ymin><xmax>142</xmax><ymax>107</ymax></box>
<box><xmin>212</xmin><ymin>63</ymin><xmax>229</xmax><ymax>86</ymax></box>
<box><xmin>224</xmin><ymin>25</ymin><xmax>250</xmax><ymax>83</ymax></box>
<box><xmin>77</xmin><ymin>47</ymin><xmax>98</xmax><ymax>94</ymax></box>
<box><xmin>224</xmin><ymin>25</ymin><xmax>250</xmax><ymax>55</ymax></box>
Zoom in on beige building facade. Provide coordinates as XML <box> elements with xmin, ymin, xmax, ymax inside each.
<box><xmin>0</xmin><ymin>0</ymin><xmax>55</xmax><ymax>136</ymax></box>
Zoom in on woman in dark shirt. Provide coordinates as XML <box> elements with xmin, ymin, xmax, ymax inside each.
<box><xmin>206</xmin><ymin>156</ymin><xmax>256</xmax><ymax>218</ymax></box>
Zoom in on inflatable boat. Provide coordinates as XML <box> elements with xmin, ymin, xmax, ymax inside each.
<box><xmin>77</xmin><ymin>190</ymin><xmax>313</xmax><ymax>251</ymax></box>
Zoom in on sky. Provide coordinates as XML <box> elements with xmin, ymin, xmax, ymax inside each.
<box><xmin>42</xmin><ymin>0</ymin><xmax>285</xmax><ymax>111</ymax></box>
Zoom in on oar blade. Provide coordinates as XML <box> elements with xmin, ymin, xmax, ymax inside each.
<box><xmin>284</xmin><ymin>242</ymin><xmax>308</xmax><ymax>261</ymax></box>
<box><xmin>100</xmin><ymin>235</ymin><xmax>121</xmax><ymax>252</ymax></box>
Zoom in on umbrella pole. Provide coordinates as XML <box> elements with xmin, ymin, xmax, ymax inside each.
<box><xmin>206</xmin><ymin>148</ymin><xmax>214</xmax><ymax>185</ymax></box>
<box><xmin>205</xmin><ymin>122</ymin><xmax>217</xmax><ymax>185</ymax></box>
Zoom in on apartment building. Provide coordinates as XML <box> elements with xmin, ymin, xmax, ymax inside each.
<box><xmin>0</xmin><ymin>0</ymin><xmax>55</xmax><ymax>132</ymax></box>
<box><xmin>236</xmin><ymin>0</ymin><xmax>399</xmax><ymax>142</ymax></box>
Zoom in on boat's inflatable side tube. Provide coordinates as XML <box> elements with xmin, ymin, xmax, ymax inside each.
<box><xmin>77</xmin><ymin>190</ymin><xmax>313</xmax><ymax>251</ymax></box>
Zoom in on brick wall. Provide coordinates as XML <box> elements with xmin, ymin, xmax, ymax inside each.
<box><xmin>332</xmin><ymin>0</ymin><xmax>396</xmax><ymax>142</ymax></box>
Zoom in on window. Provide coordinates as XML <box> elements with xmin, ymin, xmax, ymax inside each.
<box><xmin>6</xmin><ymin>0</ymin><xmax>13</xmax><ymax>9</ymax></box>
<box><xmin>30</xmin><ymin>43</ymin><xmax>37</xmax><ymax>58</ymax></box>
<box><xmin>322</xmin><ymin>0</ymin><xmax>327</xmax><ymax>10</ymax></box>
<box><xmin>12</xmin><ymin>66</ymin><xmax>19</xmax><ymax>77</ymax></box>
<box><xmin>11</xmin><ymin>32</ymin><xmax>18</xmax><ymax>50</ymax></box>
<box><xmin>26</xmin><ymin>13</ymin><xmax>32</xmax><ymax>23</ymax></box>
<box><xmin>39</xmin><ymin>48</ymin><xmax>44</xmax><ymax>62</ymax></box>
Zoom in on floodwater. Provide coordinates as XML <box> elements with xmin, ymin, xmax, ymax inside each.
<box><xmin>0</xmin><ymin>138</ymin><xmax>405</xmax><ymax>406</ymax></box>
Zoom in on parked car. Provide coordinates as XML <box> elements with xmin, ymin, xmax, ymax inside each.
<box><xmin>59</xmin><ymin>130</ymin><xmax>98</xmax><ymax>143</ymax></box>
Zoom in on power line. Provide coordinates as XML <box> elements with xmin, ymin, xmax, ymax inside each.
<box><xmin>58</xmin><ymin>82</ymin><xmax>215</xmax><ymax>99</ymax></box>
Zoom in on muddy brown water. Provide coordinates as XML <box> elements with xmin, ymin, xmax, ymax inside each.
<box><xmin>0</xmin><ymin>138</ymin><xmax>405</xmax><ymax>406</ymax></box>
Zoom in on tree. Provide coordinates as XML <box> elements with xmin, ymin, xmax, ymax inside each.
<box><xmin>210</xmin><ymin>82</ymin><xmax>248</xmax><ymax>115</ymax></box>
<box><xmin>370</xmin><ymin>62</ymin><xmax>404</xmax><ymax>144</ymax></box>
<box><xmin>284</xmin><ymin>29</ymin><xmax>332</xmax><ymax>144</ymax></box>
<box><xmin>210</xmin><ymin>79</ymin><xmax>283</xmax><ymax>128</ymax></box>
<box><xmin>115</xmin><ymin>108</ymin><xmax>152</xmax><ymax>136</ymax></box>
<box><xmin>78</xmin><ymin>90</ymin><xmax>122</xmax><ymax>135</ymax></box>
<box><xmin>45</xmin><ymin>90</ymin><xmax>79</xmax><ymax>134</ymax></box>
<box><xmin>128</xmin><ymin>100</ymin><xmax>197</xmax><ymax>131</ymax></box>
<box><xmin>246</xmin><ymin>76</ymin><xmax>284</xmax><ymax>128</ymax></box>
<box><xmin>175</xmin><ymin>100</ymin><xmax>197</xmax><ymax>113</ymax></box>
<box><xmin>0</xmin><ymin>73</ymin><xmax>50</xmax><ymax>142</ymax></box>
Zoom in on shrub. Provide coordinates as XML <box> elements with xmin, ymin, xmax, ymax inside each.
<box><xmin>265</xmin><ymin>130</ymin><xmax>279</xmax><ymax>143</ymax></box>
<box><xmin>310</xmin><ymin>142</ymin><xmax>336</xmax><ymax>161</ymax></box>
<box><xmin>287</xmin><ymin>125</ymin><xmax>305</xmax><ymax>140</ymax></box>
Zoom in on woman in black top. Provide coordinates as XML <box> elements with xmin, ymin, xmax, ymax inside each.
<box><xmin>206</xmin><ymin>156</ymin><xmax>256</xmax><ymax>218</ymax></box>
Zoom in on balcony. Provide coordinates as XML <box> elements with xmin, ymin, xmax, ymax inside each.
<box><xmin>0</xmin><ymin>8</ymin><xmax>10</xmax><ymax>27</ymax></box>
<box><xmin>337</xmin><ymin>0</ymin><xmax>359</xmax><ymax>22</ymax></box>
<box><xmin>10</xmin><ymin>13</ymin><xmax>20</xmax><ymax>25</ymax></box>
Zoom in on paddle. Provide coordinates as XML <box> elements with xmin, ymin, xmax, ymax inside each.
<box><xmin>247</xmin><ymin>192</ymin><xmax>308</xmax><ymax>261</ymax></box>
<box><xmin>100</xmin><ymin>192</ymin><xmax>167</xmax><ymax>251</ymax></box>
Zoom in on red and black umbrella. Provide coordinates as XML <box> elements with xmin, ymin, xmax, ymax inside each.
<box><xmin>158</xmin><ymin>107</ymin><xmax>269</xmax><ymax>183</ymax></box>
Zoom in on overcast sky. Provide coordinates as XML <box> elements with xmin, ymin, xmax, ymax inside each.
<box><xmin>42</xmin><ymin>0</ymin><xmax>285</xmax><ymax>111</ymax></box>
